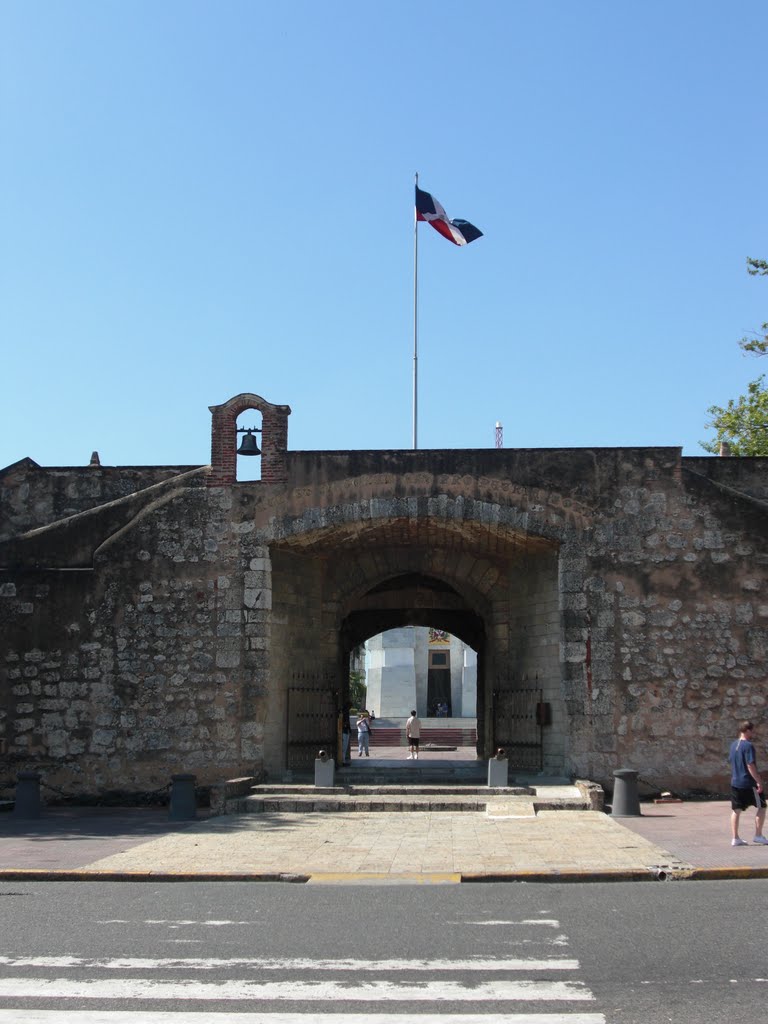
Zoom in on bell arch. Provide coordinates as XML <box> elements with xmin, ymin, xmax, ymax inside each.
<box><xmin>208</xmin><ymin>392</ymin><xmax>291</xmax><ymax>486</ymax></box>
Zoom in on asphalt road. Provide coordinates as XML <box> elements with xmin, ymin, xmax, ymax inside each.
<box><xmin>0</xmin><ymin>879</ymin><xmax>766</xmax><ymax>1023</ymax></box>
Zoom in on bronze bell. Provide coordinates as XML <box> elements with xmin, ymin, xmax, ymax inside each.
<box><xmin>237</xmin><ymin>429</ymin><xmax>261</xmax><ymax>456</ymax></box>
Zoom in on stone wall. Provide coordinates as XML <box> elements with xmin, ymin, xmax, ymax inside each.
<box><xmin>1</xmin><ymin>438</ymin><xmax>767</xmax><ymax>799</ymax></box>
<box><xmin>0</xmin><ymin>459</ymin><xmax>198</xmax><ymax>542</ymax></box>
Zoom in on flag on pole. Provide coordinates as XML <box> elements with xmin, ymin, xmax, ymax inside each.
<box><xmin>415</xmin><ymin>185</ymin><xmax>483</xmax><ymax>246</ymax></box>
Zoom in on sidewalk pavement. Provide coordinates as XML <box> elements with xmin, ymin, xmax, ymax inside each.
<box><xmin>2</xmin><ymin>751</ymin><xmax>767</xmax><ymax>883</ymax></box>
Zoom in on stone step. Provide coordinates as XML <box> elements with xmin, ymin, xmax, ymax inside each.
<box><xmin>367</xmin><ymin>727</ymin><xmax>477</xmax><ymax>741</ymax></box>
<box><xmin>237</xmin><ymin>794</ymin><xmax>494</xmax><ymax>813</ymax></box>
<box><xmin>252</xmin><ymin>784</ymin><xmax>534</xmax><ymax>796</ymax></box>
<box><xmin>230</xmin><ymin>783</ymin><xmax>592</xmax><ymax>815</ymax></box>
<box><xmin>337</xmin><ymin>776</ymin><xmax>487</xmax><ymax>788</ymax></box>
<box><xmin>336</xmin><ymin>766</ymin><xmax>488</xmax><ymax>781</ymax></box>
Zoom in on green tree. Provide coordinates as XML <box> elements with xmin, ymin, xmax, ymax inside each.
<box><xmin>348</xmin><ymin>671</ymin><xmax>367</xmax><ymax>710</ymax></box>
<box><xmin>348</xmin><ymin>643</ymin><xmax>367</xmax><ymax>709</ymax></box>
<box><xmin>702</xmin><ymin>376</ymin><xmax>768</xmax><ymax>455</ymax></box>
<box><xmin>738</xmin><ymin>258</ymin><xmax>768</xmax><ymax>356</ymax></box>
<box><xmin>701</xmin><ymin>258</ymin><xmax>768</xmax><ymax>454</ymax></box>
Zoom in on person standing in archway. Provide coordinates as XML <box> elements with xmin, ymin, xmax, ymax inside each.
<box><xmin>406</xmin><ymin>710</ymin><xmax>421</xmax><ymax>760</ymax></box>
<box><xmin>357</xmin><ymin>711</ymin><xmax>371</xmax><ymax>757</ymax></box>
<box><xmin>341</xmin><ymin>704</ymin><xmax>351</xmax><ymax>766</ymax></box>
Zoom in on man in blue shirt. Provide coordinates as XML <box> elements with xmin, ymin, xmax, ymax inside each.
<box><xmin>729</xmin><ymin>720</ymin><xmax>767</xmax><ymax>847</ymax></box>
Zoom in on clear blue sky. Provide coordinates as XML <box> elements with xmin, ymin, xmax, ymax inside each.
<box><xmin>2</xmin><ymin>1</ymin><xmax>766</xmax><ymax>474</ymax></box>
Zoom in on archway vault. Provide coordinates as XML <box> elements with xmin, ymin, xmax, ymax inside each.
<box><xmin>341</xmin><ymin>572</ymin><xmax>486</xmax><ymax>652</ymax></box>
<box><xmin>269</xmin><ymin>512</ymin><xmax>562</xmax><ymax>768</ymax></box>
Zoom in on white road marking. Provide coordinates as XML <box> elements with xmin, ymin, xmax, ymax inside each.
<box><xmin>0</xmin><ymin>1012</ymin><xmax>606</xmax><ymax>1024</ymax></box>
<box><xmin>0</xmin><ymin>955</ymin><xmax>579</xmax><ymax>972</ymax></box>
<box><xmin>463</xmin><ymin>919</ymin><xmax>560</xmax><ymax>927</ymax></box>
<box><xmin>0</xmin><ymin>978</ymin><xmax>595</xmax><ymax>1001</ymax></box>
<box><xmin>140</xmin><ymin>920</ymin><xmax>253</xmax><ymax>926</ymax></box>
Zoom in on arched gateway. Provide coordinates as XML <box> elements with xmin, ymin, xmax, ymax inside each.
<box><xmin>2</xmin><ymin>392</ymin><xmax>768</xmax><ymax>798</ymax></box>
<box><xmin>267</xmin><ymin>507</ymin><xmax>565</xmax><ymax>776</ymax></box>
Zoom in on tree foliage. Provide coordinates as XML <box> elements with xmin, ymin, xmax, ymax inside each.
<box><xmin>738</xmin><ymin>258</ymin><xmax>768</xmax><ymax>357</ymax></box>
<box><xmin>702</xmin><ymin>259</ymin><xmax>768</xmax><ymax>454</ymax></box>
<box><xmin>702</xmin><ymin>376</ymin><xmax>768</xmax><ymax>455</ymax></box>
<box><xmin>348</xmin><ymin>670</ymin><xmax>367</xmax><ymax>710</ymax></box>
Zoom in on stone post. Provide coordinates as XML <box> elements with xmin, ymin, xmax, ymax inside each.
<box><xmin>487</xmin><ymin>748</ymin><xmax>509</xmax><ymax>787</ymax></box>
<box><xmin>314</xmin><ymin>750</ymin><xmax>335</xmax><ymax>787</ymax></box>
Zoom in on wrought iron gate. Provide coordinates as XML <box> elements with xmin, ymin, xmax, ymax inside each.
<box><xmin>492</xmin><ymin>687</ymin><xmax>543</xmax><ymax>771</ymax></box>
<box><xmin>286</xmin><ymin>676</ymin><xmax>338</xmax><ymax>772</ymax></box>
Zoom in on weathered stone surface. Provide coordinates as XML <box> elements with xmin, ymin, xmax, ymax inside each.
<box><xmin>1</xmin><ymin>405</ymin><xmax>767</xmax><ymax>800</ymax></box>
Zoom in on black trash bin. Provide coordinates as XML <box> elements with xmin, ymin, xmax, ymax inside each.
<box><xmin>611</xmin><ymin>768</ymin><xmax>641</xmax><ymax>817</ymax></box>
<box><xmin>13</xmin><ymin>772</ymin><xmax>42</xmax><ymax>819</ymax></box>
<box><xmin>169</xmin><ymin>773</ymin><xmax>197</xmax><ymax>821</ymax></box>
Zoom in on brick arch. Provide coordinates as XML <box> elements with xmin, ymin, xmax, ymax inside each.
<box><xmin>208</xmin><ymin>392</ymin><xmax>291</xmax><ymax>486</ymax></box>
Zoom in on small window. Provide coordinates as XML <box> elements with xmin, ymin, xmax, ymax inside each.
<box><xmin>429</xmin><ymin>651</ymin><xmax>448</xmax><ymax>667</ymax></box>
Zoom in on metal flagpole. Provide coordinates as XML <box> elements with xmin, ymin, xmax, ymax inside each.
<box><xmin>413</xmin><ymin>171</ymin><xmax>419</xmax><ymax>450</ymax></box>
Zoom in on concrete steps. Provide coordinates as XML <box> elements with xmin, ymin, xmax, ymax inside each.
<box><xmin>228</xmin><ymin>782</ymin><xmax>594</xmax><ymax>815</ymax></box>
<box><xmin>369</xmin><ymin>727</ymin><xmax>477</xmax><ymax>747</ymax></box>
<box><xmin>337</xmin><ymin>765</ymin><xmax>488</xmax><ymax>785</ymax></box>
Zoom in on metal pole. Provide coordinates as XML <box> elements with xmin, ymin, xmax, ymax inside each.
<box><xmin>413</xmin><ymin>171</ymin><xmax>419</xmax><ymax>450</ymax></box>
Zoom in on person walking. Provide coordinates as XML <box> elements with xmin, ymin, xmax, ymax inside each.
<box><xmin>340</xmin><ymin>704</ymin><xmax>351</xmax><ymax>766</ymax></box>
<box><xmin>357</xmin><ymin>711</ymin><xmax>371</xmax><ymax>757</ymax></box>
<box><xmin>728</xmin><ymin>719</ymin><xmax>768</xmax><ymax>846</ymax></box>
<box><xmin>406</xmin><ymin>709</ymin><xmax>421</xmax><ymax>760</ymax></box>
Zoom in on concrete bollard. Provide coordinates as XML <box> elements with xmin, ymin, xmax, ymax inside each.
<box><xmin>13</xmin><ymin>772</ymin><xmax>42</xmax><ymax>819</ymax></box>
<box><xmin>487</xmin><ymin>749</ymin><xmax>509</xmax><ymax>787</ymax></box>
<box><xmin>611</xmin><ymin>768</ymin><xmax>641</xmax><ymax>816</ymax></box>
<box><xmin>315</xmin><ymin>750</ymin><xmax>335</xmax><ymax>787</ymax></box>
<box><xmin>169</xmin><ymin>773</ymin><xmax>197</xmax><ymax>820</ymax></box>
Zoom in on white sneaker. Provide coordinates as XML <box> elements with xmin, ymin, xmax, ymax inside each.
<box><xmin>732</xmin><ymin>837</ymin><xmax>748</xmax><ymax>846</ymax></box>
<box><xmin>407</xmin><ymin>753</ymin><xmax>413</xmax><ymax>759</ymax></box>
<box><xmin>754</xmin><ymin>835</ymin><xmax>768</xmax><ymax>845</ymax></box>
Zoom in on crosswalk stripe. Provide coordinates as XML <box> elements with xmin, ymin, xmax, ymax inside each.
<box><xmin>0</xmin><ymin>955</ymin><xmax>579</xmax><ymax>972</ymax></box>
<box><xmin>0</xmin><ymin>978</ymin><xmax>595</xmax><ymax>1001</ymax></box>
<box><xmin>0</xmin><ymin>1013</ymin><xmax>607</xmax><ymax>1024</ymax></box>
<box><xmin>0</xmin><ymin>1011</ymin><xmax>606</xmax><ymax>1019</ymax></box>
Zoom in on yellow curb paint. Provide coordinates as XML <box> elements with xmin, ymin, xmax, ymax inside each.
<box><xmin>307</xmin><ymin>872</ymin><xmax>461</xmax><ymax>885</ymax></box>
<box><xmin>686</xmin><ymin>866</ymin><xmax>768</xmax><ymax>881</ymax></box>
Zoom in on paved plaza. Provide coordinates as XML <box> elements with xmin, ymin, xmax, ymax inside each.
<box><xmin>2</xmin><ymin>747</ymin><xmax>767</xmax><ymax>882</ymax></box>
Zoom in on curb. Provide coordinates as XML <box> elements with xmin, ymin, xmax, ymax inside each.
<box><xmin>2</xmin><ymin>865</ymin><xmax>768</xmax><ymax>883</ymax></box>
<box><xmin>461</xmin><ymin>868</ymin><xmax>668</xmax><ymax>883</ymax></box>
<box><xmin>0</xmin><ymin>870</ymin><xmax>309</xmax><ymax>883</ymax></box>
<box><xmin>307</xmin><ymin>872</ymin><xmax>461</xmax><ymax>885</ymax></box>
<box><xmin>678</xmin><ymin>865</ymin><xmax>768</xmax><ymax>881</ymax></box>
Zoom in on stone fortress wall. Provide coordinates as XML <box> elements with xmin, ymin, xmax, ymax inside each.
<box><xmin>1</xmin><ymin>393</ymin><xmax>767</xmax><ymax>800</ymax></box>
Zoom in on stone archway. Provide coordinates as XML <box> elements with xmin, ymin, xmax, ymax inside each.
<box><xmin>340</xmin><ymin>571</ymin><xmax>487</xmax><ymax>756</ymax></box>
<box><xmin>267</xmin><ymin>507</ymin><xmax>567</xmax><ymax>777</ymax></box>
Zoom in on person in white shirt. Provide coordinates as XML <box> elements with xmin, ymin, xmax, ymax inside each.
<box><xmin>356</xmin><ymin>712</ymin><xmax>371</xmax><ymax>757</ymax></box>
<box><xmin>406</xmin><ymin>710</ymin><xmax>421</xmax><ymax>759</ymax></box>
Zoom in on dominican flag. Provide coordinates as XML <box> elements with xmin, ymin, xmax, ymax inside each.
<box><xmin>415</xmin><ymin>185</ymin><xmax>483</xmax><ymax>246</ymax></box>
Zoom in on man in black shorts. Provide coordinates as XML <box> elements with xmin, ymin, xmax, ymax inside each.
<box><xmin>728</xmin><ymin>719</ymin><xmax>768</xmax><ymax>847</ymax></box>
<box><xmin>406</xmin><ymin>710</ymin><xmax>421</xmax><ymax>760</ymax></box>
